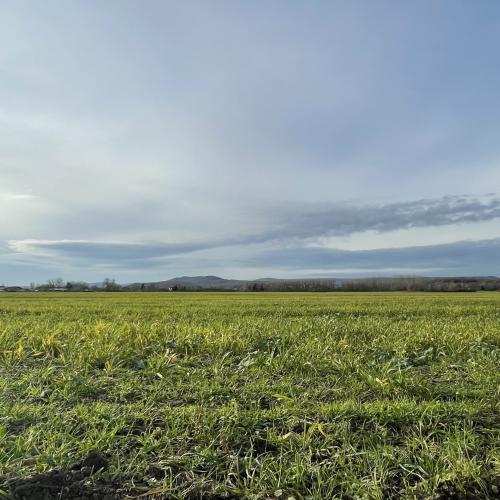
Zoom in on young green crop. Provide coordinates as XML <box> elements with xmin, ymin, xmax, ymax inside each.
<box><xmin>0</xmin><ymin>292</ymin><xmax>499</xmax><ymax>498</ymax></box>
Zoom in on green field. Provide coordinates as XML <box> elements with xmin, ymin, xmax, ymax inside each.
<box><xmin>0</xmin><ymin>292</ymin><xmax>499</xmax><ymax>499</ymax></box>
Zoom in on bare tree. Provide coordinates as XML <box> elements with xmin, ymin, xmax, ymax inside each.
<box><xmin>103</xmin><ymin>278</ymin><xmax>121</xmax><ymax>291</ymax></box>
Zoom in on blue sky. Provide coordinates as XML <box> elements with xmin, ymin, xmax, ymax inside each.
<box><xmin>1</xmin><ymin>1</ymin><xmax>499</xmax><ymax>283</ymax></box>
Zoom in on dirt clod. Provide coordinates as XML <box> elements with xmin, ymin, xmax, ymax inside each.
<box><xmin>81</xmin><ymin>451</ymin><xmax>109</xmax><ymax>471</ymax></box>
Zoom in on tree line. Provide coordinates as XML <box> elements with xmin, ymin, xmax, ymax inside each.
<box><xmin>33</xmin><ymin>278</ymin><xmax>120</xmax><ymax>292</ymax></box>
<box><xmin>17</xmin><ymin>276</ymin><xmax>500</xmax><ymax>292</ymax></box>
<box><xmin>249</xmin><ymin>277</ymin><xmax>500</xmax><ymax>292</ymax></box>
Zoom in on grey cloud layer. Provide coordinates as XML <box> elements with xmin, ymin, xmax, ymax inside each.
<box><xmin>262</xmin><ymin>195</ymin><xmax>500</xmax><ymax>242</ymax></box>
<box><xmin>8</xmin><ymin>195</ymin><xmax>500</xmax><ymax>275</ymax></box>
<box><xmin>8</xmin><ymin>236</ymin><xmax>500</xmax><ymax>279</ymax></box>
<box><xmin>249</xmin><ymin>239</ymin><xmax>500</xmax><ymax>276</ymax></box>
<box><xmin>10</xmin><ymin>196</ymin><xmax>500</xmax><ymax>262</ymax></box>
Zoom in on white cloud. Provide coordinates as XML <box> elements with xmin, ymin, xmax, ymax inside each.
<box><xmin>0</xmin><ymin>192</ymin><xmax>38</xmax><ymax>201</ymax></box>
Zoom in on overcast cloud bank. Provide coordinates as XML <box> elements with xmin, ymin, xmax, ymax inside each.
<box><xmin>1</xmin><ymin>1</ymin><xmax>500</xmax><ymax>282</ymax></box>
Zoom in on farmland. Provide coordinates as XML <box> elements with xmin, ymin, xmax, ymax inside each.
<box><xmin>0</xmin><ymin>292</ymin><xmax>499</xmax><ymax>499</ymax></box>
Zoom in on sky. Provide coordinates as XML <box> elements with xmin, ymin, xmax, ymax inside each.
<box><xmin>1</xmin><ymin>0</ymin><xmax>500</xmax><ymax>284</ymax></box>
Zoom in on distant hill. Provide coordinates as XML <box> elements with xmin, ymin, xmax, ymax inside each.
<box><xmin>122</xmin><ymin>274</ymin><xmax>500</xmax><ymax>292</ymax></box>
<box><xmin>122</xmin><ymin>275</ymin><xmax>340</xmax><ymax>291</ymax></box>
<box><xmin>124</xmin><ymin>275</ymin><xmax>253</xmax><ymax>291</ymax></box>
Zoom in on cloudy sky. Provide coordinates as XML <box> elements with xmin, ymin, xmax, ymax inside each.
<box><xmin>1</xmin><ymin>1</ymin><xmax>500</xmax><ymax>284</ymax></box>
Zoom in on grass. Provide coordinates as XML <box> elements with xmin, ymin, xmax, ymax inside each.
<box><xmin>0</xmin><ymin>292</ymin><xmax>499</xmax><ymax>498</ymax></box>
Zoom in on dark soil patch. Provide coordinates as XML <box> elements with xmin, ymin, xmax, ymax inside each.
<box><xmin>1</xmin><ymin>451</ymin><xmax>122</xmax><ymax>500</ymax></box>
<box><xmin>6</xmin><ymin>421</ymin><xmax>33</xmax><ymax>436</ymax></box>
<box><xmin>436</xmin><ymin>475</ymin><xmax>500</xmax><ymax>499</ymax></box>
<box><xmin>2</xmin><ymin>470</ymin><xmax>122</xmax><ymax>500</ymax></box>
